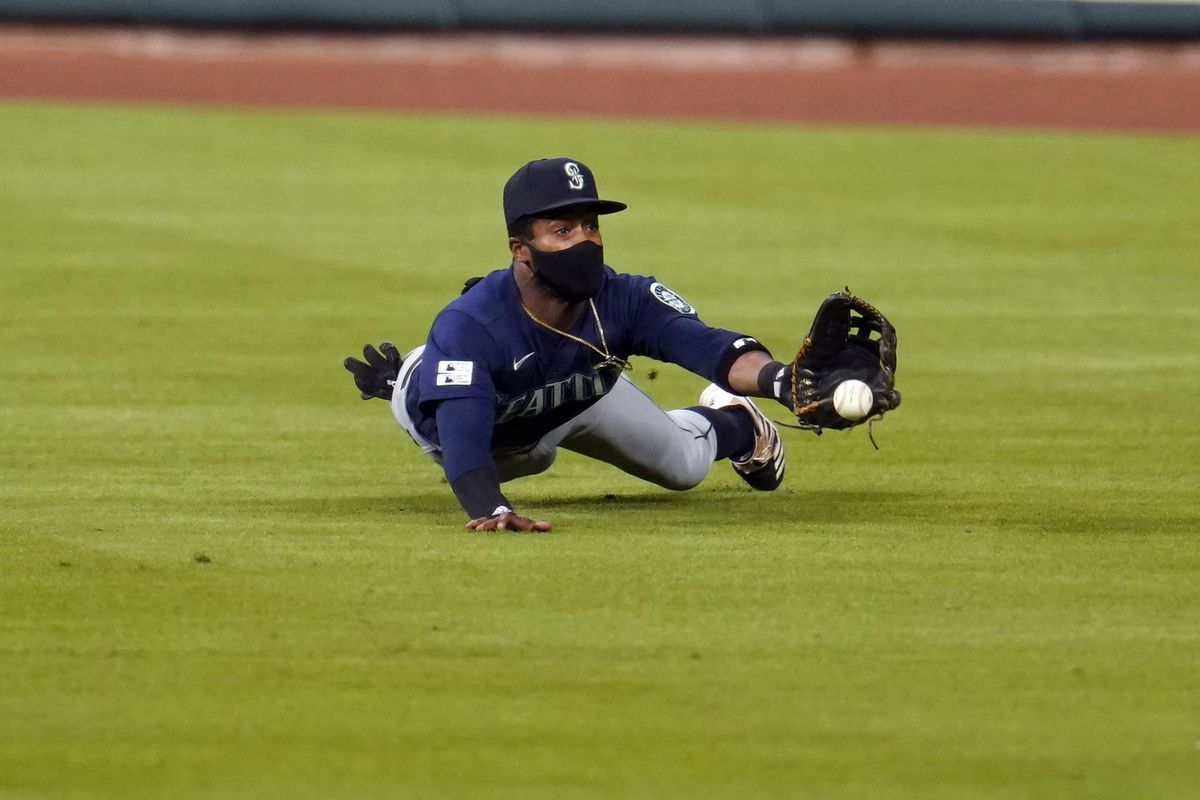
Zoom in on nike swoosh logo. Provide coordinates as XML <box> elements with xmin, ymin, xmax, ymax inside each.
<box><xmin>512</xmin><ymin>352</ymin><xmax>535</xmax><ymax>371</ymax></box>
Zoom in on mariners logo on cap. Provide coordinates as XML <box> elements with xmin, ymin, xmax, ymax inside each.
<box><xmin>565</xmin><ymin>162</ymin><xmax>585</xmax><ymax>190</ymax></box>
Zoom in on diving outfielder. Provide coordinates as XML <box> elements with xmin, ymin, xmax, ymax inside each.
<box><xmin>345</xmin><ymin>158</ymin><xmax>899</xmax><ymax>532</ymax></box>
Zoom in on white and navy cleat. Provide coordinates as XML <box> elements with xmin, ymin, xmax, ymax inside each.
<box><xmin>699</xmin><ymin>383</ymin><xmax>786</xmax><ymax>491</ymax></box>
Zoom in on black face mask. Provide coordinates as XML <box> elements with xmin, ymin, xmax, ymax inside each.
<box><xmin>525</xmin><ymin>240</ymin><xmax>605</xmax><ymax>303</ymax></box>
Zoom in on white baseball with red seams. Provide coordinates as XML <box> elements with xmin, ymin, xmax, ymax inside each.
<box><xmin>832</xmin><ymin>379</ymin><xmax>874</xmax><ymax>420</ymax></box>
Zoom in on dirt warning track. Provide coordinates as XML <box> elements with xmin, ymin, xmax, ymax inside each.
<box><xmin>1</xmin><ymin>25</ymin><xmax>1198</xmax><ymax>132</ymax></box>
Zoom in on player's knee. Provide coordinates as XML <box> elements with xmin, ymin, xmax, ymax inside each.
<box><xmin>496</xmin><ymin>446</ymin><xmax>557</xmax><ymax>481</ymax></box>
<box><xmin>653</xmin><ymin>465</ymin><xmax>707</xmax><ymax>492</ymax></box>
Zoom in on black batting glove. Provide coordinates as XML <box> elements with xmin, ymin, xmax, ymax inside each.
<box><xmin>343</xmin><ymin>342</ymin><xmax>402</xmax><ymax>400</ymax></box>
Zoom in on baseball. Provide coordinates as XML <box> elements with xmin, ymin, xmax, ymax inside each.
<box><xmin>832</xmin><ymin>379</ymin><xmax>874</xmax><ymax>421</ymax></box>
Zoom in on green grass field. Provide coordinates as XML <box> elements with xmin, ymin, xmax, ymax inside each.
<box><xmin>2</xmin><ymin>101</ymin><xmax>1198</xmax><ymax>799</ymax></box>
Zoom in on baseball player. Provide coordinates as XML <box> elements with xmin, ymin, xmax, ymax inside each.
<box><xmin>345</xmin><ymin>158</ymin><xmax>899</xmax><ymax>532</ymax></box>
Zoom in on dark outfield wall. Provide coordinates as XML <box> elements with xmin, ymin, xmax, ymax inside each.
<box><xmin>1</xmin><ymin>0</ymin><xmax>1199</xmax><ymax>38</ymax></box>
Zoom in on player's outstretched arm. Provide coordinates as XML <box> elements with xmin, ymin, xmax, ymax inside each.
<box><xmin>726</xmin><ymin>349</ymin><xmax>778</xmax><ymax>398</ymax></box>
<box><xmin>465</xmin><ymin>510</ymin><xmax>551</xmax><ymax>533</ymax></box>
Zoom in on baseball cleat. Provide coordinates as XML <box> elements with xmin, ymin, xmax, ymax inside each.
<box><xmin>699</xmin><ymin>383</ymin><xmax>786</xmax><ymax>491</ymax></box>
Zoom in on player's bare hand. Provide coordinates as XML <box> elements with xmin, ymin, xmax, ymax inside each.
<box><xmin>465</xmin><ymin>512</ymin><xmax>551</xmax><ymax>533</ymax></box>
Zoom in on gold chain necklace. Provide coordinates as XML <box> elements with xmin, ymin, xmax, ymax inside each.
<box><xmin>521</xmin><ymin>299</ymin><xmax>631</xmax><ymax>372</ymax></box>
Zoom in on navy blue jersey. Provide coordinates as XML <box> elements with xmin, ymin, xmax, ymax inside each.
<box><xmin>407</xmin><ymin>265</ymin><xmax>756</xmax><ymax>450</ymax></box>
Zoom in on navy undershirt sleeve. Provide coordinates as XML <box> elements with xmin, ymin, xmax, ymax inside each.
<box><xmin>436</xmin><ymin>396</ymin><xmax>512</xmax><ymax>517</ymax></box>
<box><xmin>450</xmin><ymin>465</ymin><xmax>511</xmax><ymax>519</ymax></box>
<box><xmin>435</xmin><ymin>395</ymin><xmax>497</xmax><ymax>484</ymax></box>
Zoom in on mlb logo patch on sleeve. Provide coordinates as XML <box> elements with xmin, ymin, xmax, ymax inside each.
<box><xmin>436</xmin><ymin>360</ymin><xmax>474</xmax><ymax>386</ymax></box>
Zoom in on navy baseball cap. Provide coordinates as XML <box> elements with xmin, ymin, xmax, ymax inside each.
<box><xmin>503</xmin><ymin>157</ymin><xmax>627</xmax><ymax>228</ymax></box>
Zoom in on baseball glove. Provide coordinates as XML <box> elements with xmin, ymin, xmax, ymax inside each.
<box><xmin>782</xmin><ymin>290</ymin><xmax>900</xmax><ymax>438</ymax></box>
<box><xmin>344</xmin><ymin>342</ymin><xmax>401</xmax><ymax>400</ymax></box>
